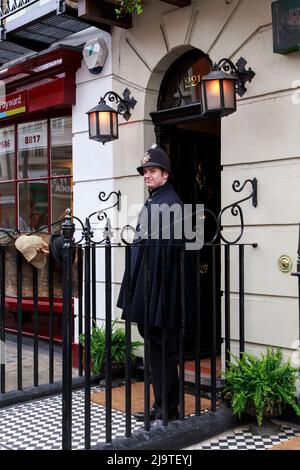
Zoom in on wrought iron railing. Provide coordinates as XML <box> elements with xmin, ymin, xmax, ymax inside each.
<box><xmin>0</xmin><ymin>178</ymin><xmax>258</xmax><ymax>449</ymax></box>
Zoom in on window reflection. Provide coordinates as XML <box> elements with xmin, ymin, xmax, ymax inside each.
<box><xmin>18</xmin><ymin>180</ymin><xmax>48</xmax><ymax>232</ymax></box>
<box><xmin>51</xmin><ymin>117</ymin><xmax>72</xmax><ymax>176</ymax></box>
<box><xmin>0</xmin><ymin>182</ymin><xmax>15</xmax><ymax>229</ymax></box>
<box><xmin>51</xmin><ymin>177</ymin><xmax>72</xmax><ymax>233</ymax></box>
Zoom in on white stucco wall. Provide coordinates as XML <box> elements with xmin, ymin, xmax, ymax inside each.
<box><xmin>71</xmin><ymin>0</ymin><xmax>300</xmax><ymax>362</ymax></box>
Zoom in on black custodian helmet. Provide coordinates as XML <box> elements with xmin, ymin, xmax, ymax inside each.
<box><xmin>137</xmin><ymin>144</ymin><xmax>171</xmax><ymax>175</ymax></box>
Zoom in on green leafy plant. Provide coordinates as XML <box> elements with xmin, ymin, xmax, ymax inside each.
<box><xmin>223</xmin><ymin>347</ymin><xmax>300</xmax><ymax>426</ymax></box>
<box><xmin>115</xmin><ymin>0</ymin><xmax>143</xmax><ymax>19</ymax></box>
<box><xmin>79</xmin><ymin>319</ymin><xmax>143</xmax><ymax>375</ymax></box>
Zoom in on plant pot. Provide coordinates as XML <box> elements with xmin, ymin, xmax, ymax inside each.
<box><xmin>246</xmin><ymin>403</ymin><xmax>283</xmax><ymax>436</ymax></box>
<box><xmin>249</xmin><ymin>419</ymin><xmax>282</xmax><ymax>437</ymax></box>
<box><xmin>111</xmin><ymin>362</ymin><xmax>125</xmax><ymax>378</ymax></box>
<box><xmin>246</xmin><ymin>403</ymin><xmax>283</xmax><ymax>420</ymax></box>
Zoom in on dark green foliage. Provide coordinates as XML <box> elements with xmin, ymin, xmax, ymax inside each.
<box><xmin>115</xmin><ymin>0</ymin><xmax>143</xmax><ymax>18</ymax></box>
<box><xmin>79</xmin><ymin>320</ymin><xmax>143</xmax><ymax>375</ymax></box>
<box><xmin>223</xmin><ymin>347</ymin><xmax>300</xmax><ymax>426</ymax></box>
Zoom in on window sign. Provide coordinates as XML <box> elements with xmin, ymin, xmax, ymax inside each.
<box><xmin>0</xmin><ymin>131</ymin><xmax>14</xmax><ymax>154</ymax></box>
<box><xmin>18</xmin><ymin>120</ymin><xmax>48</xmax><ymax>179</ymax></box>
<box><xmin>0</xmin><ymin>126</ymin><xmax>15</xmax><ymax>181</ymax></box>
<box><xmin>18</xmin><ymin>124</ymin><xmax>47</xmax><ymax>151</ymax></box>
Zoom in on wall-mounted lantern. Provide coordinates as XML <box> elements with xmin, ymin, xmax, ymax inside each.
<box><xmin>86</xmin><ymin>88</ymin><xmax>137</xmax><ymax>144</ymax></box>
<box><xmin>201</xmin><ymin>57</ymin><xmax>255</xmax><ymax>117</ymax></box>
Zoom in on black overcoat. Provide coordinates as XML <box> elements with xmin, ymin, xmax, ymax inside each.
<box><xmin>117</xmin><ymin>182</ymin><xmax>188</xmax><ymax>328</ymax></box>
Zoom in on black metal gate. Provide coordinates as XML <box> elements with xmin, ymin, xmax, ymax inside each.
<box><xmin>0</xmin><ymin>178</ymin><xmax>259</xmax><ymax>449</ymax></box>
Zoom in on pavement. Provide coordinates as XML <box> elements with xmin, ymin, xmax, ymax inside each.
<box><xmin>1</xmin><ymin>333</ymin><xmax>77</xmax><ymax>391</ymax></box>
<box><xmin>183</xmin><ymin>420</ymin><xmax>300</xmax><ymax>450</ymax></box>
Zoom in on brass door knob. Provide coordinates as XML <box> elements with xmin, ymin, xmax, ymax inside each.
<box><xmin>278</xmin><ymin>255</ymin><xmax>293</xmax><ymax>273</ymax></box>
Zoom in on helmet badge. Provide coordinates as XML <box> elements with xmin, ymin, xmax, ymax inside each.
<box><xmin>140</xmin><ymin>152</ymin><xmax>151</xmax><ymax>165</ymax></box>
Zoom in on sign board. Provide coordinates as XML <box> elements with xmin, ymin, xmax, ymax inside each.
<box><xmin>18</xmin><ymin>128</ymin><xmax>47</xmax><ymax>151</ymax></box>
<box><xmin>0</xmin><ymin>91</ymin><xmax>26</xmax><ymax>118</ymax></box>
<box><xmin>272</xmin><ymin>0</ymin><xmax>300</xmax><ymax>54</ymax></box>
<box><xmin>0</xmin><ymin>128</ymin><xmax>15</xmax><ymax>155</ymax></box>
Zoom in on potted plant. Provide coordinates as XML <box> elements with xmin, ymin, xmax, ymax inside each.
<box><xmin>223</xmin><ymin>347</ymin><xmax>300</xmax><ymax>427</ymax></box>
<box><xmin>79</xmin><ymin>319</ymin><xmax>143</xmax><ymax>377</ymax></box>
<box><xmin>115</xmin><ymin>0</ymin><xmax>143</xmax><ymax>18</ymax></box>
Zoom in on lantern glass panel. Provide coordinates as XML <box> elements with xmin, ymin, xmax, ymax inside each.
<box><xmin>205</xmin><ymin>79</ymin><xmax>221</xmax><ymax>110</ymax></box>
<box><xmin>112</xmin><ymin>112</ymin><xmax>118</xmax><ymax>138</ymax></box>
<box><xmin>99</xmin><ymin>111</ymin><xmax>111</xmax><ymax>136</ymax></box>
<box><xmin>89</xmin><ymin>112</ymin><xmax>97</xmax><ymax>138</ymax></box>
<box><xmin>223</xmin><ymin>79</ymin><xmax>236</xmax><ymax>109</ymax></box>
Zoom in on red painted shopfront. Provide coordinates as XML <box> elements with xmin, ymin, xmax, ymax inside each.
<box><xmin>0</xmin><ymin>45</ymin><xmax>82</xmax><ymax>341</ymax></box>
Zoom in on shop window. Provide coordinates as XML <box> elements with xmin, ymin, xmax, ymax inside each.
<box><xmin>51</xmin><ymin>117</ymin><xmax>72</xmax><ymax>176</ymax></box>
<box><xmin>0</xmin><ymin>126</ymin><xmax>15</xmax><ymax>182</ymax></box>
<box><xmin>18</xmin><ymin>120</ymin><xmax>48</xmax><ymax>179</ymax></box>
<box><xmin>0</xmin><ymin>116</ymin><xmax>72</xmax><ymax>232</ymax></box>
<box><xmin>0</xmin><ymin>182</ymin><xmax>15</xmax><ymax>229</ymax></box>
<box><xmin>51</xmin><ymin>176</ymin><xmax>72</xmax><ymax>230</ymax></box>
<box><xmin>19</xmin><ymin>180</ymin><xmax>48</xmax><ymax>231</ymax></box>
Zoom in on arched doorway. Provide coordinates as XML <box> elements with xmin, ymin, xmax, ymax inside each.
<box><xmin>151</xmin><ymin>49</ymin><xmax>221</xmax><ymax>357</ymax></box>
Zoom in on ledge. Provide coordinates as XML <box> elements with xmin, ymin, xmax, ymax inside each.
<box><xmin>93</xmin><ymin>404</ymin><xmax>240</xmax><ymax>450</ymax></box>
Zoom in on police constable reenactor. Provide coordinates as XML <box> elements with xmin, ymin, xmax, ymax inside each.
<box><xmin>117</xmin><ymin>144</ymin><xmax>184</xmax><ymax>424</ymax></box>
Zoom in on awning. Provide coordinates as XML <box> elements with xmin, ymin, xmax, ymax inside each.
<box><xmin>0</xmin><ymin>40</ymin><xmax>34</xmax><ymax>64</ymax></box>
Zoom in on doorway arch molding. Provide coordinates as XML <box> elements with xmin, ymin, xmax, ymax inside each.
<box><xmin>144</xmin><ymin>45</ymin><xmax>205</xmax><ymax>118</ymax></box>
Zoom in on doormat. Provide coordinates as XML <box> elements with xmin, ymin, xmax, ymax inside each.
<box><xmin>91</xmin><ymin>381</ymin><xmax>211</xmax><ymax>415</ymax></box>
<box><xmin>268</xmin><ymin>435</ymin><xmax>300</xmax><ymax>450</ymax></box>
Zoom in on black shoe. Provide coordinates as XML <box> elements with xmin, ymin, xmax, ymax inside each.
<box><xmin>133</xmin><ymin>408</ymin><xmax>157</xmax><ymax>422</ymax></box>
<box><xmin>154</xmin><ymin>412</ymin><xmax>179</xmax><ymax>422</ymax></box>
<box><xmin>151</xmin><ymin>413</ymin><xmax>180</xmax><ymax>428</ymax></box>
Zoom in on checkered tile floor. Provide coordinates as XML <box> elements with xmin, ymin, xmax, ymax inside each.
<box><xmin>1</xmin><ymin>390</ymin><xmax>299</xmax><ymax>450</ymax></box>
<box><xmin>185</xmin><ymin>425</ymin><xmax>300</xmax><ymax>450</ymax></box>
<box><xmin>0</xmin><ymin>388</ymin><xmax>143</xmax><ymax>450</ymax></box>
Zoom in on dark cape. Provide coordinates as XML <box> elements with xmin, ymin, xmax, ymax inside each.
<box><xmin>117</xmin><ymin>182</ymin><xmax>195</xmax><ymax>329</ymax></box>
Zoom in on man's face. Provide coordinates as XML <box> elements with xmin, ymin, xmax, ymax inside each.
<box><xmin>30</xmin><ymin>213</ymin><xmax>40</xmax><ymax>229</ymax></box>
<box><xmin>143</xmin><ymin>167</ymin><xmax>168</xmax><ymax>190</ymax></box>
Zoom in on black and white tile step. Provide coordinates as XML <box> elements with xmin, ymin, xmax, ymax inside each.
<box><xmin>0</xmin><ymin>388</ymin><xmax>144</xmax><ymax>450</ymax></box>
<box><xmin>185</xmin><ymin>424</ymin><xmax>300</xmax><ymax>450</ymax></box>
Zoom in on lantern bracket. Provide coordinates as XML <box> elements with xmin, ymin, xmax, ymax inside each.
<box><xmin>100</xmin><ymin>88</ymin><xmax>137</xmax><ymax>121</ymax></box>
<box><xmin>215</xmin><ymin>57</ymin><xmax>255</xmax><ymax>97</ymax></box>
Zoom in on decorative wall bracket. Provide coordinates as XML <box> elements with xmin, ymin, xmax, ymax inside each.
<box><xmin>213</xmin><ymin>177</ymin><xmax>258</xmax><ymax>245</ymax></box>
<box><xmin>75</xmin><ymin>190</ymin><xmax>122</xmax><ymax>245</ymax></box>
<box><xmin>217</xmin><ymin>57</ymin><xmax>256</xmax><ymax>97</ymax></box>
<box><xmin>100</xmin><ymin>89</ymin><xmax>137</xmax><ymax>121</ymax></box>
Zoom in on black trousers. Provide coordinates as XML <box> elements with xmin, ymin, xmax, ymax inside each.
<box><xmin>137</xmin><ymin>324</ymin><xmax>179</xmax><ymax>417</ymax></box>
